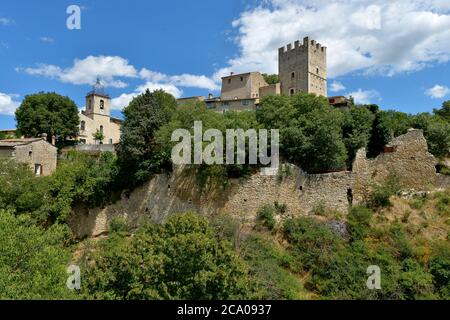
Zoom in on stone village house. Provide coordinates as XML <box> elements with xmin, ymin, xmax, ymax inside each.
<box><xmin>0</xmin><ymin>135</ymin><xmax>57</xmax><ymax>176</ymax></box>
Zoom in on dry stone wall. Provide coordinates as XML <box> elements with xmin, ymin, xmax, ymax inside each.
<box><xmin>69</xmin><ymin>129</ymin><xmax>445</xmax><ymax>238</ymax></box>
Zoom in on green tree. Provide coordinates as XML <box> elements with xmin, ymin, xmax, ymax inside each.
<box><xmin>118</xmin><ymin>89</ymin><xmax>177</xmax><ymax>186</ymax></box>
<box><xmin>92</xmin><ymin>129</ymin><xmax>105</xmax><ymax>144</ymax></box>
<box><xmin>43</xmin><ymin>151</ymin><xmax>118</xmax><ymax>223</ymax></box>
<box><xmin>262</xmin><ymin>73</ymin><xmax>279</xmax><ymax>85</ymax></box>
<box><xmin>15</xmin><ymin>92</ymin><xmax>79</xmax><ymax>145</ymax></box>
<box><xmin>411</xmin><ymin>113</ymin><xmax>450</xmax><ymax>159</ymax></box>
<box><xmin>82</xmin><ymin>212</ymin><xmax>249</xmax><ymax>300</ymax></box>
<box><xmin>0</xmin><ymin>159</ymin><xmax>49</xmax><ymax>221</ymax></box>
<box><xmin>0</xmin><ymin>210</ymin><xmax>75</xmax><ymax>299</ymax></box>
<box><xmin>257</xmin><ymin>93</ymin><xmax>347</xmax><ymax>172</ymax></box>
<box><xmin>342</xmin><ymin>106</ymin><xmax>375</xmax><ymax>163</ymax></box>
<box><xmin>433</xmin><ymin>100</ymin><xmax>450</xmax><ymax>122</ymax></box>
<box><xmin>367</xmin><ymin>110</ymin><xmax>411</xmax><ymax>158</ymax></box>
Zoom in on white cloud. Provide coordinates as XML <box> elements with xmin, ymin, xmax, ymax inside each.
<box><xmin>0</xmin><ymin>17</ymin><xmax>11</xmax><ymax>26</ymax></box>
<box><xmin>39</xmin><ymin>36</ymin><xmax>54</xmax><ymax>43</ymax></box>
<box><xmin>425</xmin><ymin>84</ymin><xmax>450</xmax><ymax>98</ymax></box>
<box><xmin>215</xmin><ymin>0</ymin><xmax>450</xmax><ymax>79</ymax></box>
<box><xmin>347</xmin><ymin>89</ymin><xmax>381</xmax><ymax>104</ymax></box>
<box><xmin>111</xmin><ymin>82</ymin><xmax>183</xmax><ymax>110</ymax></box>
<box><xmin>0</xmin><ymin>93</ymin><xmax>20</xmax><ymax>115</ymax></box>
<box><xmin>140</xmin><ymin>68</ymin><xmax>220</xmax><ymax>91</ymax></box>
<box><xmin>20</xmin><ymin>56</ymin><xmax>139</xmax><ymax>88</ymax></box>
<box><xmin>329</xmin><ymin>81</ymin><xmax>346</xmax><ymax>92</ymax></box>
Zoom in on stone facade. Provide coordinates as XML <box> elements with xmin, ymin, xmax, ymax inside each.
<box><xmin>69</xmin><ymin>129</ymin><xmax>447</xmax><ymax>238</ymax></box>
<box><xmin>0</xmin><ymin>137</ymin><xmax>57</xmax><ymax>176</ymax></box>
<box><xmin>279</xmin><ymin>37</ymin><xmax>327</xmax><ymax>97</ymax></box>
<box><xmin>259</xmin><ymin>83</ymin><xmax>281</xmax><ymax>98</ymax></box>
<box><xmin>77</xmin><ymin>80</ymin><xmax>122</xmax><ymax>145</ymax></box>
<box><xmin>179</xmin><ymin>36</ymin><xmax>328</xmax><ymax>111</ymax></box>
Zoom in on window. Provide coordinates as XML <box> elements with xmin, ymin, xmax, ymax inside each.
<box><xmin>316</xmin><ymin>67</ymin><xmax>319</xmax><ymax>75</ymax></box>
<box><xmin>100</xmin><ymin>100</ymin><xmax>105</xmax><ymax>110</ymax></box>
<box><xmin>34</xmin><ymin>164</ymin><xmax>42</xmax><ymax>176</ymax></box>
<box><xmin>109</xmin><ymin>138</ymin><xmax>113</xmax><ymax>144</ymax></box>
<box><xmin>80</xmin><ymin>139</ymin><xmax>86</xmax><ymax>144</ymax></box>
<box><xmin>28</xmin><ymin>151</ymin><xmax>32</xmax><ymax>158</ymax></box>
<box><xmin>240</xmin><ymin>76</ymin><xmax>244</xmax><ymax>82</ymax></box>
<box><xmin>291</xmin><ymin>72</ymin><xmax>295</xmax><ymax>79</ymax></box>
<box><xmin>88</xmin><ymin>100</ymin><xmax>92</xmax><ymax>110</ymax></box>
<box><xmin>289</xmin><ymin>88</ymin><xmax>295</xmax><ymax>96</ymax></box>
<box><xmin>222</xmin><ymin>101</ymin><xmax>229</xmax><ymax>107</ymax></box>
<box><xmin>241</xmin><ymin>100</ymin><xmax>249</xmax><ymax>106</ymax></box>
<box><xmin>80</xmin><ymin>121</ymin><xmax>85</xmax><ymax>131</ymax></box>
<box><xmin>99</xmin><ymin>125</ymin><xmax>104</xmax><ymax>133</ymax></box>
<box><xmin>228</xmin><ymin>79</ymin><xmax>231</xmax><ymax>84</ymax></box>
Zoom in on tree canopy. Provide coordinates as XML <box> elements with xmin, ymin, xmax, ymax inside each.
<box><xmin>118</xmin><ymin>89</ymin><xmax>177</xmax><ymax>186</ymax></box>
<box><xmin>81</xmin><ymin>212</ymin><xmax>249</xmax><ymax>300</ymax></box>
<box><xmin>15</xmin><ymin>92</ymin><xmax>79</xmax><ymax>144</ymax></box>
<box><xmin>257</xmin><ymin>93</ymin><xmax>347</xmax><ymax>173</ymax></box>
<box><xmin>262</xmin><ymin>73</ymin><xmax>280</xmax><ymax>85</ymax></box>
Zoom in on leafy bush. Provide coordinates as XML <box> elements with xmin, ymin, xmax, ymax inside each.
<box><xmin>257</xmin><ymin>205</ymin><xmax>276</xmax><ymax>231</ymax></box>
<box><xmin>429</xmin><ymin>242</ymin><xmax>450</xmax><ymax>299</ymax></box>
<box><xmin>274</xmin><ymin>201</ymin><xmax>287</xmax><ymax>215</ymax></box>
<box><xmin>109</xmin><ymin>217</ymin><xmax>130</xmax><ymax>234</ymax></box>
<box><xmin>347</xmin><ymin>206</ymin><xmax>373</xmax><ymax>241</ymax></box>
<box><xmin>0</xmin><ymin>210</ymin><xmax>75</xmax><ymax>299</ymax></box>
<box><xmin>283</xmin><ymin>217</ymin><xmax>343</xmax><ymax>270</ymax></box>
<box><xmin>44</xmin><ymin>151</ymin><xmax>119</xmax><ymax>222</ymax></box>
<box><xmin>0</xmin><ymin>159</ymin><xmax>49</xmax><ymax>221</ymax></box>
<box><xmin>368</xmin><ymin>175</ymin><xmax>401</xmax><ymax>209</ymax></box>
<box><xmin>241</xmin><ymin>234</ymin><xmax>306</xmax><ymax>299</ymax></box>
<box><xmin>81</xmin><ymin>212</ymin><xmax>249</xmax><ymax>300</ymax></box>
<box><xmin>434</xmin><ymin>191</ymin><xmax>450</xmax><ymax>216</ymax></box>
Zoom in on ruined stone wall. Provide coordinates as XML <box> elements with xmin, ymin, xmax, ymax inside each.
<box><xmin>352</xmin><ymin>129</ymin><xmax>437</xmax><ymax>194</ymax></box>
<box><xmin>69</xmin><ymin>129</ymin><xmax>440</xmax><ymax>238</ymax></box>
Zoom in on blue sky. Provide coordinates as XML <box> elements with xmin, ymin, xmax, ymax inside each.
<box><xmin>1</xmin><ymin>0</ymin><xmax>450</xmax><ymax>129</ymax></box>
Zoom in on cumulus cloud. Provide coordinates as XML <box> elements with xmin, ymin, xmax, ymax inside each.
<box><xmin>0</xmin><ymin>93</ymin><xmax>20</xmax><ymax>115</ymax></box>
<box><xmin>347</xmin><ymin>89</ymin><xmax>381</xmax><ymax>104</ymax></box>
<box><xmin>215</xmin><ymin>0</ymin><xmax>450</xmax><ymax>79</ymax></box>
<box><xmin>20</xmin><ymin>56</ymin><xmax>139</xmax><ymax>88</ymax></box>
<box><xmin>111</xmin><ymin>82</ymin><xmax>183</xmax><ymax>110</ymax></box>
<box><xmin>425</xmin><ymin>85</ymin><xmax>450</xmax><ymax>98</ymax></box>
<box><xmin>329</xmin><ymin>81</ymin><xmax>346</xmax><ymax>93</ymax></box>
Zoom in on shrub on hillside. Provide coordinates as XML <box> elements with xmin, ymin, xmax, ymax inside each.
<box><xmin>81</xmin><ymin>212</ymin><xmax>249</xmax><ymax>300</ymax></box>
<box><xmin>257</xmin><ymin>205</ymin><xmax>276</xmax><ymax>231</ymax></box>
<box><xmin>283</xmin><ymin>217</ymin><xmax>343</xmax><ymax>270</ymax></box>
<box><xmin>368</xmin><ymin>175</ymin><xmax>401</xmax><ymax>209</ymax></box>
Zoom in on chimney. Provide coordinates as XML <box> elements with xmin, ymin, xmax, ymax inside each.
<box><xmin>208</xmin><ymin>93</ymin><xmax>213</xmax><ymax>99</ymax></box>
<box><xmin>41</xmin><ymin>133</ymin><xmax>47</xmax><ymax>141</ymax></box>
<box><xmin>230</xmin><ymin>72</ymin><xmax>234</xmax><ymax>76</ymax></box>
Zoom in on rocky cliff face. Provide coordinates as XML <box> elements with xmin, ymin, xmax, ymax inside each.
<box><xmin>69</xmin><ymin>129</ymin><xmax>448</xmax><ymax>238</ymax></box>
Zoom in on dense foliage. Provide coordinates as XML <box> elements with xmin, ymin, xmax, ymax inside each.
<box><xmin>0</xmin><ymin>210</ymin><xmax>75</xmax><ymax>299</ymax></box>
<box><xmin>81</xmin><ymin>213</ymin><xmax>249</xmax><ymax>299</ymax></box>
<box><xmin>2</xmin><ymin>88</ymin><xmax>450</xmax><ymax>300</ymax></box>
<box><xmin>15</xmin><ymin>92</ymin><xmax>79</xmax><ymax>145</ymax></box>
<box><xmin>118</xmin><ymin>89</ymin><xmax>177</xmax><ymax>186</ymax></box>
<box><xmin>257</xmin><ymin>93</ymin><xmax>348</xmax><ymax>172</ymax></box>
<box><xmin>262</xmin><ymin>73</ymin><xmax>280</xmax><ymax>85</ymax></box>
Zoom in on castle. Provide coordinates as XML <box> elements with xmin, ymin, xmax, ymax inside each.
<box><xmin>178</xmin><ymin>36</ymin><xmax>348</xmax><ymax>112</ymax></box>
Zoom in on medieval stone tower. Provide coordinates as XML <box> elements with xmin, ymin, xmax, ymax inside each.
<box><xmin>278</xmin><ymin>36</ymin><xmax>327</xmax><ymax>97</ymax></box>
